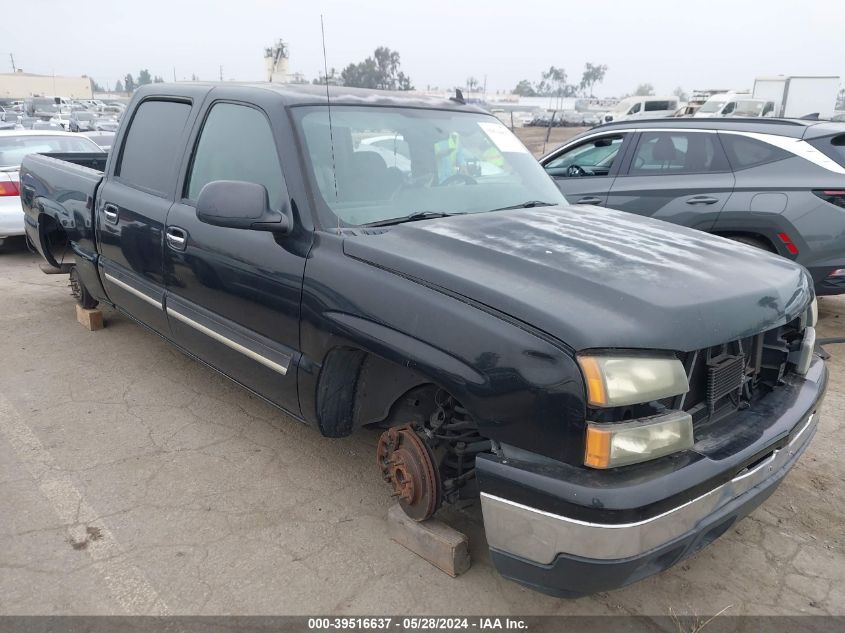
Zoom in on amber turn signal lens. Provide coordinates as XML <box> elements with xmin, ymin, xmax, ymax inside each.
<box><xmin>578</xmin><ymin>355</ymin><xmax>608</xmax><ymax>407</ymax></box>
<box><xmin>584</xmin><ymin>425</ymin><xmax>612</xmax><ymax>468</ymax></box>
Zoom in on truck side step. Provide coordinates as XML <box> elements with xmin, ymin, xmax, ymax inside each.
<box><xmin>39</xmin><ymin>262</ymin><xmax>74</xmax><ymax>275</ymax></box>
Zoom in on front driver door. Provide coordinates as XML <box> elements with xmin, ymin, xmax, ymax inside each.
<box><xmin>163</xmin><ymin>99</ymin><xmax>307</xmax><ymax>415</ymax></box>
<box><xmin>541</xmin><ymin>133</ymin><xmax>630</xmax><ymax>206</ymax></box>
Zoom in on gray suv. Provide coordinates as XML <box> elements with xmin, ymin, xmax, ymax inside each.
<box><xmin>540</xmin><ymin>118</ymin><xmax>845</xmax><ymax>295</ymax></box>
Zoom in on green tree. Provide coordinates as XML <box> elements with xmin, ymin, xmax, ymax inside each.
<box><xmin>124</xmin><ymin>73</ymin><xmax>136</xmax><ymax>93</ymax></box>
<box><xmin>153</xmin><ymin>76</ymin><xmax>164</xmax><ymax>83</ymax></box>
<box><xmin>837</xmin><ymin>88</ymin><xmax>844</xmax><ymax>109</ymax></box>
<box><xmin>579</xmin><ymin>63</ymin><xmax>607</xmax><ymax>97</ymax></box>
<box><xmin>114</xmin><ymin>79</ymin><xmax>124</xmax><ymax>93</ymax></box>
<box><xmin>466</xmin><ymin>76</ymin><xmax>480</xmax><ymax>93</ymax></box>
<box><xmin>137</xmin><ymin>69</ymin><xmax>152</xmax><ymax>86</ymax></box>
<box><xmin>634</xmin><ymin>83</ymin><xmax>655</xmax><ymax>96</ymax></box>
<box><xmin>340</xmin><ymin>47</ymin><xmax>413</xmax><ymax>91</ymax></box>
<box><xmin>537</xmin><ymin>66</ymin><xmax>577</xmax><ymax>107</ymax></box>
<box><xmin>91</xmin><ymin>79</ymin><xmax>104</xmax><ymax>92</ymax></box>
<box><xmin>673</xmin><ymin>86</ymin><xmax>688</xmax><ymax>101</ymax></box>
<box><xmin>513</xmin><ymin>79</ymin><xmax>537</xmax><ymax>97</ymax></box>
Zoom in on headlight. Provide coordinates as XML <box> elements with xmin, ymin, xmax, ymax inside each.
<box><xmin>584</xmin><ymin>410</ymin><xmax>694</xmax><ymax>469</ymax></box>
<box><xmin>577</xmin><ymin>353</ymin><xmax>689</xmax><ymax>407</ymax></box>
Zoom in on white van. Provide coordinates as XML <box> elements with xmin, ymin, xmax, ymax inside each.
<box><xmin>693</xmin><ymin>92</ymin><xmax>751</xmax><ymax>118</ymax></box>
<box><xmin>601</xmin><ymin>96</ymin><xmax>679</xmax><ymax>123</ymax></box>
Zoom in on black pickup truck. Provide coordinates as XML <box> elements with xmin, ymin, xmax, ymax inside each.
<box><xmin>20</xmin><ymin>83</ymin><xmax>826</xmax><ymax>597</ymax></box>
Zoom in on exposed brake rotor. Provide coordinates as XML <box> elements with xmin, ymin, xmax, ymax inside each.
<box><xmin>377</xmin><ymin>424</ymin><xmax>441</xmax><ymax>521</ymax></box>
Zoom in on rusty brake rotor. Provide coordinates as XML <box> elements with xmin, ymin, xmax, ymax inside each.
<box><xmin>377</xmin><ymin>424</ymin><xmax>441</xmax><ymax>521</ymax></box>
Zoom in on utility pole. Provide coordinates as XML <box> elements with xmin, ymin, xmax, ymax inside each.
<box><xmin>173</xmin><ymin>67</ymin><xmax>177</xmax><ymax>82</ymax></box>
<box><xmin>219</xmin><ymin>65</ymin><xmax>223</xmax><ymax>81</ymax></box>
<box><xmin>9</xmin><ymin>53</ymin><xmax>16</xmax><ymax>72</ymax></box>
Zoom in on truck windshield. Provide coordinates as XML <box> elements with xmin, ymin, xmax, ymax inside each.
<box><xmin>294</xmin><ymin>106</ymin><xmax>564</xmax><ymax>227</ymax></box>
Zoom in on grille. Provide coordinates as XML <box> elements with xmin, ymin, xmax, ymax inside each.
<box><xmin>706</xmin><ymin>353</ymin><xmax>745</xmax><ymax>413</ymax></box>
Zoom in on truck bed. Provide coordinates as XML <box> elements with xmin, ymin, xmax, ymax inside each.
<box><xmin>19</xmin><ymin>152</ymin><xmax>106</xmax><ymax>267</ymax></box>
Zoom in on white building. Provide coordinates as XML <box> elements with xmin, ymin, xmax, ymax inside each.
<box><xmin>0</xmin><ymin>71</ymin><xmax>93</xmax><ymax>100</ymax></box>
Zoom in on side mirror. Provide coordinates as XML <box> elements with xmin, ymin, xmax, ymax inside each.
<box><xmin>196</xmin><ymin>180</ymin><xmax>290</xmax><ymax>233</ymax></box>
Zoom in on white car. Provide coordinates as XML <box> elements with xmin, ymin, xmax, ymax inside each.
<box><xmin>600</xmin><ymin>96</ymin><xmax>680</xmax><ymax>123</ymax></box>
<box><xmin>48</xmin><ymin>112</ymin><xmax>73</xmax><ymax>130</ymax></box>
<box><xmin>0</xmin><ymin>130</ymin><xmax>103</xmax><ymax>247</ymax></box>
<box><xmin>693</xmin><ymin>92</ymin><xmax>752</xmax><ymax>118</ymax></box>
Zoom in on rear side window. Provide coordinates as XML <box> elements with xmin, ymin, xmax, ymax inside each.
<box><xmin>644</xmin><ymin>100</ymin><xmax>672</xmax><ymax>112</ymax></box>
<box><xmin>186</xmin><ymin>103</ymin><xmax>284</xmax><ymax>209</ymax></box>
<box><xmin>630</xmin><ymin>131</ymin><xmax>729</xmax><ymax>175</ymax></box>
<box><xmin>808</xmin><ymin>134</ymin><xmax>845</xmax><ymax>167</ymax></box>
<box><xmin>719</xmin><ymin>133</ymin><xmax>790</xmax><ymax>170</ymax></box>
<box><xmin>117</xmin><ymin>100</ymin><xmax>191</xmax><ymax>195</ymax></box>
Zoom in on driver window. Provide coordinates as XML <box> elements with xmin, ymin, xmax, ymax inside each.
<box><xmin>544</xmin><ymin>135</ymin><xmax>626</xmax><ymax>178</ymax></box>
<box><xmin>629</xmin><ymin>102</ymin><xmax>642</xmax><ymax>115</ymax></box>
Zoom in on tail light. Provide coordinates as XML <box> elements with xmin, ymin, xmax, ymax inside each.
<box><xmin>813</xmin><ymin>190</ymin><xmax>845</xmax><ymax>209</ymax></box>
<box><xmin>0</xmin><ymin>180</ymin><xmax>20</xmax><ymax>197</ymax></box>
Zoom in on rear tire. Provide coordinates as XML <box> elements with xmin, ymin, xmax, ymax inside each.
<box><xmin>726</xmin><ymin>235</ymin><xmax>775</xmax><ymax>252</ymax></box>
<box><xmin>69</xmin><ymin>266</ymin><xmax>99</xmax><ymax>309</ymax></box>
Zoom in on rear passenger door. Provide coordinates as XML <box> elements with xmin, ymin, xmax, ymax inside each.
<box><xmin>542</xmin><ymin>133</ymin><xmax>631</xmax><ymax>206</ymax></box>
<box><xmin>606</xmin><ymin>130</ymin><xmax>735</xmax><ymax>231</ymax></box>
<box><xmin>163</xmin><ymin>100</ymin><xmax>306</xmax><ymax>414</ymax></box>
<box><xmin>97</xmin><ymin>98</ymin><xmax>194</xmax><ymax>334</ymax></box>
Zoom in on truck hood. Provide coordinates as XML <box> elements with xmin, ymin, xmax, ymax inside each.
<box><xmin>342</xmin><ymin>205</ymin><xmax>813</xmax><ymax>352</ymax></box>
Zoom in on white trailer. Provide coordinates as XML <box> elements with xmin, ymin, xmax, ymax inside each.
<box><xmin>753</xmin><ymin>75</ymin><xmax>840</xmax><ymax>119</ymax></box>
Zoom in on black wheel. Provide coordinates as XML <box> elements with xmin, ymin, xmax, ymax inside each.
<box><xmin>69</xmin><ymin>266</ymin><xmax>99</xmax><ymax>309</ymax></box>
<box><xmin>726</xmin><ymin>235</ymin><xmax>775</xmax><ymax>253</ymax></box>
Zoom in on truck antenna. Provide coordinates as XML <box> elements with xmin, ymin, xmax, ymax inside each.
<box><xmin>320</xmin><ymin>14</ymin><xmax>340</xmax><ymax>233</ymax></box>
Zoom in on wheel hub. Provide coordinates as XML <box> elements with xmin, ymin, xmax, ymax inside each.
<box><xmin>377</xmin><ymin>424</ymin><xmax>441</xmax><ymax>521</ymax></box>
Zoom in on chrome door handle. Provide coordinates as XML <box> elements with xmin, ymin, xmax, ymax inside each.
<box><xmin>103</xmin><ymin>203</ymin><xmax>119</xmax><ymax>224</ymax></box>
<box><xmin>165</xmin><ymin>227</ymin><xmax>187</xmax><ymax>251</ymax></box>
<box><xmin>576</xmin><ymin>196</ymin><xmax>603</xmax><ymax>205</ymax></box>
<box><xmin>686</xmin><ymin>196</ymin><xmax>719</xmax><ymax>205</ymax></box>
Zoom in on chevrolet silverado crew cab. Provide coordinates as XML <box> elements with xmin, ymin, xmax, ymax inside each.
<box><xmin>20</xmin><ymin>83</ymin><xmax>826</xmax><ymax>597</ymax></box>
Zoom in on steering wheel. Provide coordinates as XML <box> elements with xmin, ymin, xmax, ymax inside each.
<box><xmin>567</xmin><ymin>164</ymin><xmax>586</xmax><ymax>177</ymax></box>
<box><xmin>438</xmin><ymin>173</ymin><xmax>478</xmax><ymax>186</ymax></box>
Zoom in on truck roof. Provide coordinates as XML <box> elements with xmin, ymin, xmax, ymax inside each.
<box><xmin>132</xmin><ymin>82</ymin><xmax>490</xmax><ymax>114</ymax></box>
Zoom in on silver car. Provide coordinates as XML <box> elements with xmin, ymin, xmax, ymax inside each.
<box><xmin>0</xmin><ymin>130</ymin><xmax>103</xmax><ymax>248</ymax></box>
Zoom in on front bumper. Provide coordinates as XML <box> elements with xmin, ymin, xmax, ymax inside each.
<box><xmin>478</xmin><ymin>356</ymin><xmax>826</xmax><ymax>597</ymax></box>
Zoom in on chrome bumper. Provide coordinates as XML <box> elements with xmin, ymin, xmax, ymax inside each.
<box><xmin>480</xmin><ymin>412</ymin><xmax>818</xmax><ymax>564</ymax></box>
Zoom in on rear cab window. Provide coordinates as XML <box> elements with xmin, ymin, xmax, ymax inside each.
<box><xmin>116</xmin><ymin>99</ymin><xmax>192</xmax><ymax>195</ymax></box>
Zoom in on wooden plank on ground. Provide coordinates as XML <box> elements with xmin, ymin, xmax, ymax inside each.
<box><xmin>387</xmin><ymin>504</ymin><xmax>471</xmax><ymax>577</ymax></box>
<box><xmin>76</xmin><ymin>304</ymin><xmax>104</xmax><ymax>331</ymax></box>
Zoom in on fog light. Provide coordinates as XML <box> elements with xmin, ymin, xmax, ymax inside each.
<box><xmin>584</xmin><ymin>410</ymin><xmax>694</xmax><ymax>469</ymax></box>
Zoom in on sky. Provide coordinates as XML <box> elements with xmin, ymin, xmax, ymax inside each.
<box><xmin>3</xmin><ymin>0</ymin><xmax>843</xmax><ymax>97</ymax></box>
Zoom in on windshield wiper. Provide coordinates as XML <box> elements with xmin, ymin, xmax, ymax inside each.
<box><xmin>489</xmin><ymin>200</ymin><xmax>557</xmax><ymax>212</ymax></box>
<box><xmin>363</xmin><ymin>211</ymin><xmax>465</xmax><ymax>228</ymax></box>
